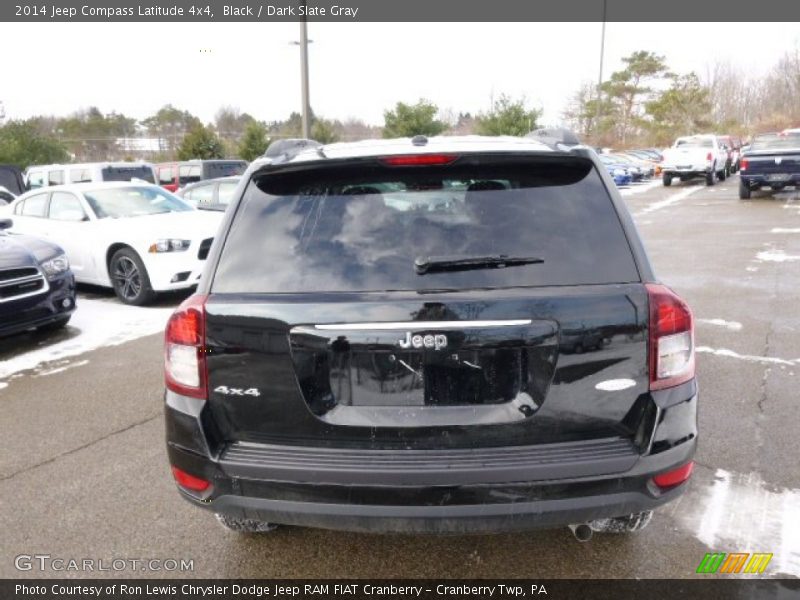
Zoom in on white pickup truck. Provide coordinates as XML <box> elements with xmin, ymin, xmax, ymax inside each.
<box><xmin>661</xmin><ymin>134</ymin><xmax>729</xmax><ymax>186</ymax></box>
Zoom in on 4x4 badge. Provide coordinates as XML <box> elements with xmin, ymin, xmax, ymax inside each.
<box><xmin>397</xmin><ymin>332</ymin><xmax>448</xmax><ymax>350</ymax></box>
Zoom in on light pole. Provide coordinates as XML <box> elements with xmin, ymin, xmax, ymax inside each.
<box><xmin>596</xmin><ymin>0</ymin><xmax>607</xmax><ymax>139</ymax></box>
<box><xmin>290</xmin><ymin>8</ymin><xmax>312</xmax><ymax>139</ymax></box>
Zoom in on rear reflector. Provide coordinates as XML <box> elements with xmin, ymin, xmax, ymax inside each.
<box><xmin>171</xmin><ymin>465</ymin><xmax>211</xmax><ymax>492</ymax></box>
<box><xmin>165</xmin><ymin>294</ymin><xmax>208</xmax><ymax>399</ymax></box>
<box><xmin>653</xmin><ymin>461</ymin><xmax>694</xmax><ymax>490</ymax></box>
<box><xmin>647</xmin><ymin>284</ymin><xmax>695</xmax><ymax>391</ymax></box>
<box><xmin>380</xmin><ymin>154</ymin><xmax>458</xmax><ymax>166</ymax></box>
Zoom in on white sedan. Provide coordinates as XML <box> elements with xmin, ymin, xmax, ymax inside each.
<box><xmin>3</xmin><ymin>182</ymin><xmax>223</xmax><ymax>304</ymax></box>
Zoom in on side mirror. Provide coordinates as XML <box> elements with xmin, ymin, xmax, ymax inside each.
<box><xmin>0</xmin><ymin>218</ymin><xmax>13</xmax><ymax>230</ymax></box>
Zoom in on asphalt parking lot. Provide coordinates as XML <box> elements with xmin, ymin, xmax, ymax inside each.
<box><xmin>1</xmin><ymin>174</ymin><xmax>798</xmax><ymax>579</ymax></box>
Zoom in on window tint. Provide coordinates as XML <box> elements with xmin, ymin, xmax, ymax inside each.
<box><xmin>158</xmin><ymin>167</ymin><xmax>174</xmax><ymax>185</ymax></box>
<box><xmin>48</xmin><ymin>170</ymin><xmax>64</xmax><ymax>186</ymax></box>
<box><xmin>27</xmin><ymin>172</ymin><xmax>45</xmax><ymax>189</ymax></box>
<box><xmin>101</xmin><ymin>166</ymin><xmax>155</xmax><ymax>183</ymax></box>
<box><xmin>179</xmin><ymin>165</ymin><xmax>202</xmax><ymax>185</ymax></box>
<box><xmin>204</xmin><ymin>161</ymin><xmax>247</xmax><ymax>179</ymax></box>
<box><xmin>70</xmin><ymin>168</ymin><xmax>92</xmax><ymax>183</ymax></box>
<box><xmin>213</xmin><ymin>157</ymin><xmax>639</xmax><ymax>293</ymax></box>
<box><xmin>21</xmin><ymin>193</ymin><xmax>48</xmax><ymax>217</ymax></box>
<box><xmin>676</xmin><ymin>137</ymin><xmax>713</xmax><ymax>148</ymax></box>
<box><xmin>49</xmin><ymin>192</ymin><xmax>86</xmax><ymax>221</ymax></box>
<box><xmin>217</xmin><ymin>181</ymin><xmax>239</xmax><ymax>205</ymax></box>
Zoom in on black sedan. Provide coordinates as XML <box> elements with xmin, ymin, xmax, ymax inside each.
<box><xmin>0</xmin><ymin>218</ymin><xmax>76</xmax><ymax>337</ymax></box>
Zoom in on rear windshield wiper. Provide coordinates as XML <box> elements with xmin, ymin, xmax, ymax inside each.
<box><xmin>414</xmin><ymin>254</ymin><xmax>544</xmax><ymax>275</ymax></box>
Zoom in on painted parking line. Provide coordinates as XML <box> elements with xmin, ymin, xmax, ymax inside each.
<box><xmin>636</xmin><ymin>185</ymin><xmax>704</xmax><ymax>215</ymax></box>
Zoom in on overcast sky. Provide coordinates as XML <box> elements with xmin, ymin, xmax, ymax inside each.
<box><xmin>1</xmin><ymin>22</ymin><xmax>798</xmax><ymax>127</ymax></box>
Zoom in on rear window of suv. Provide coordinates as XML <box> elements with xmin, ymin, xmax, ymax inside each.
<box><xmin>212</xmin><ymin>155</ymin><xmax>639</xmax><ymax>293</ymax></box>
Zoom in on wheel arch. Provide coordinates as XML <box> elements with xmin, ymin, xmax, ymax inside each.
<box><xmin>104</xmin><ymin>242</ymin><xmax>136</xmax><ymax>283</ymax></box>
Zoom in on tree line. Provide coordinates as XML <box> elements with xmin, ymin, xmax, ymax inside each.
<box><xmin>563</xmin><ymin>46</ymin><xmax>800</xmax><ymax>148</ymax></box>
<box><xmin>0</xmin><ymin>96</ymin><xmax>541</xmax><ymax>169</ymax></box>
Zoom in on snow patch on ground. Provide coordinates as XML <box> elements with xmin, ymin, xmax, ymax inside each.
<box><xmin>678</xmin><ymin>469</ymin><xmax>800</xmax><ymax>577</ymax></box>
<box><xmin>771</xmin><ymin>228</ymin><xmax>800</xmax><ymax>234</ymax></box>
<box><xmin>696</xmin><ymin>346</ymin><xmax>798</xmax><ymax>366</ymax></box>
<box><xmin>35</xmin><ymin>359</ymin><xmax>90</xmax><ymax>377</ymax></box>
<box><xmin>697</xmin><ymin>318</ymin><xmax>743</xmax><ymax>332</ymax></box>
<box><xmin>618</xmin><ymin>179</ymin><xmax>662</xmax><ymax>197</ymax></box>
<box><xmin>0</xmin><ymin>298</ymin><xmax>173</xmax><ymax>385</ymax></box>
<box><xmin>756</xmin><ymin>249</ymin><xmax>800</xmax><ymax>262</ymax></box>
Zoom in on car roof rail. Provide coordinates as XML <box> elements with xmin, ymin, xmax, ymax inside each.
<box><xmin>264</xmin><ymin>138</ymin><xmax>323</xmax><ymax>162</ymax></box>
<box><xmin>525</xmin><ymin>127</ymin><xmax>582</xmax><ymax>151</ymax></box>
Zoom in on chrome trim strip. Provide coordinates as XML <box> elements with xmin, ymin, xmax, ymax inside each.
<box><xmin>315</xmin><ymin>319</ymin><xmax>532</xmax><ymax>331</ymax></box>
<box><xmin>0</xmin><ymin>274</ymin><xmax>44</xmax><ymax>287</ymax></box>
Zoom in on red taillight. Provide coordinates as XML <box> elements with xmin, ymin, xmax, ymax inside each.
<box><xmin>164</xmin><ymin>294</ymin><xmax>208</xmax><ymax>399</ymax></box>
<box><xmin>653</xmin><ymin>461</ymin><xmax>694</xmax><ymax>490</ymax></box>
<box><xmin>380</xmin><ymin>154</ymin><xmax>459</xmax><ymax>166</ymax></box>
<box><xmin>647</xmin><ymin>284</ymin><xmax>695</xmax><ymax>391</ymax></box>
<box><xmin>171</xmin><ymin>465</ymin><xmax>211</xmax><ymax>492</ymax></box>
<box><xmin>706</xmin><ymin>152</ymin><xmax>713</xmax><ymax>161</ymax></box>
<box><xmin>740</xmin><ymin>158</ymin><xmax>749</xmax><ymax>170</ymax></box>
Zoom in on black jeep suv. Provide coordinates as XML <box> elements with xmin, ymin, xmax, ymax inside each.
<box><xmin>0</xmin><ymin>218</ymin><xmax>76</xmax><ymax>337</ymax></box>
<box><xmin>164</xmin><ymin>136</ymin><xmax>697</xmax><ymax>536</ymax></box>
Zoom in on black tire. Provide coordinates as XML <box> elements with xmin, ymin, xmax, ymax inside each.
<box><xmin>109</xmin><ymin>247</ymin><xmax>156</xmax><ymax>306</ymax></box>
<box><xmin>662</xmin><ymin>173</ymin><xmax>672</xmax><ymax>187</ymax></box>
<box><xmin>719</xmin><ymin>168</ymin><xmax>727</xmax><ymax>182</ymax></box>
<box><xmin>739</xmin><ymin>179</ymin><xmax>751</xmax><ymax>199</ymax></box>
<box><xmin>215</xmin><ymin>513</ymin><xmax>278</xmax><ymax>533</ymax></box>
<box><xmin>38</xmin><ymin>316</ymin><xmax>71</xmax><ymax>332</ymax></box>
<box><xmin>706</xmin><ymin>168</ymin><xmax>715</xmax><ymax>186</ymax></box>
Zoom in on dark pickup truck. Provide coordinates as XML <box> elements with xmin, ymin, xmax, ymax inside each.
<box><xmin>739</xmin><ymin>132</ymin><xmax>800</xmax><ymax>199</ymax></box>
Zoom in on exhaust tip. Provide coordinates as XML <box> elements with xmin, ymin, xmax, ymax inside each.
<box><xmin>568</xmin><ymin>523</ymin><xmax>593</xmax><ymax>542</ymax></box>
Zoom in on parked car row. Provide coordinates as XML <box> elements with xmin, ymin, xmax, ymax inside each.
<box><xmin>0</xmin><ymin>182</ymin><xmax>223</xmax><ymax>307</ymax></box>
<box><xmin>22</xmin><ymin>159</ymin><xmax>249</xmax><ymax>194</ymax></box>
<box><xmin>597</xmin><ymin>149</ymin><xmax>658</xmax><ymax>187</ymax></box>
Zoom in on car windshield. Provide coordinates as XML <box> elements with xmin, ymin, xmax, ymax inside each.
<box><xmin>212</xmin><ymin>156</ymin><xmax>640</xmax><ymax>293</ymax></box>
<box><xmin>675</xmin><ymin>137</ymin><xmax>713</xmax><ymax>148</ymax></box>
<box><xmin>751</xmin><ymin>133</ymin><xmax>800</xmax><ymax>151</ymax></box>
<box><xmin>83</xmin><ymin>186</ymin><xmax>193</xmax><ymax>219</ymax></box>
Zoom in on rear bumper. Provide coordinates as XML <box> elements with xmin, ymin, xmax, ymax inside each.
<box><xmin>200</xmin><ymin>481</ymin><xmax>689</xmax><ymax>534</ymax></box>
<box><xmin>741</xmin><ymin>173</ymin><xmax>800</xmax><ymax>187</ymax></box>
<box><xmin>165</xmin><ymin>378</ymin><xmax>698</xmax><ymax>533</ymax></box>
<box><xmin>662</xmin><ymin>166</ymin><xmax>712</xmax><ymax>177</ymax></box>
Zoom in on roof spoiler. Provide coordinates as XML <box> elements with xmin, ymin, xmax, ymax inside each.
<box><xmin>264</xmin><ymin>138</ymin><xmax>323</xmax><ymax>162</ymax></box>
<box><xmin>526</xmin><ymin>128</ymin><xmax>582</xmax><ymax>151</ymax></box>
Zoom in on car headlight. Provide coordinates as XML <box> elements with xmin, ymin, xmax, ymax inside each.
<box><xmin>40</xmin><ymin>253</ymin><xmax>69</xmax><ymax>278</ymax></box>
<box><xmin>148</xmin><ymin>239</ymin><xmax>191</xmax><ymax>253</ymax></box>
